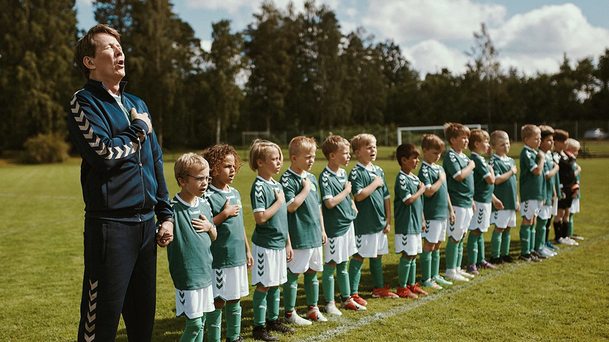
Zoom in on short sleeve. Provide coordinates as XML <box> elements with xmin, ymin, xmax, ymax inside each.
<box><xmin>319</xmin><ymin>171</ymin><xmax>334</xmax><ymax>201</ymax></box>
<box><xmin>251</xmin><ymin>181</ymin><xmax>267</xmax><ymax>213</ymax></box>
<box><xmin>443</xmin><ymin>151</ymin><xmax>461</xmax><ymax>178</ymax></box>
<box><xmin>349</xmin><ymin>168</ymin><xmax>366</xmax><ymax>196</ymax></box>
<box><xmin>280</xmin><ymin>173</ymin><xmax>297</xmax><ymax>205</ymax></box>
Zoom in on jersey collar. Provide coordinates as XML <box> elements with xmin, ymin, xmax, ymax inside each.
<box><xmin>208</xmin><ymin>183</ymin><xmax>231</xmax><ymax>193</ymax></box>
<box><xmin>175</xmin><ymin>193</ymin><xmax>200</xmax><ymax>207</ymax></box>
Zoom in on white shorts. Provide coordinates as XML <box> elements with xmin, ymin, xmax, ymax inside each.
<box><xmin>324</xmin><ymin>225</ymin><xmax>357</xmax><ymax>264</ymax></box>
<box><xmin>552</xmin><ymin>198</ymin><xmax>558</xmax><ymax>216</ymax></box>
<box><xmin>538</xmin><ymin>205</ymin><xmax>552</xmax><ymax>220</ymax></box>
<box><xmin>469</xmin><ymin>202</ymin><xmax>492</xmax><ymax>232</ymax></box>
<box><xmin>212</xmin><ymin>264</ymin><xmax>249</xmax><ymax>301</ymax></box>
<box><xmin>448</xmin><ymin>206</ymin><xmax>473</xmax><ymax>241</ymax></box>
<box><xmin>251</xmin><ymin>244</ymin><xmax>287</xmax><ymax>287</ymax></box>
<box><xmin>288</xmin><ymin>246</ymin><xmax>324</xmax><ymax>273</ymax></box>
<box><xmin>570</xmin><ymin>198</ymin><xmax>580</xmax><ymax>213</ymax></box>
<box><xmin>422</xmin><ymin>219</ymin><xmax>447</xmax><ymax>244</ymax></box>
<box><xmin>175</xmin><ymin>285</ymin><xmax>215</xmax><ymax>319</ymax></box>
<box><xmin>395</xmin><ymin>233</ymin><xmax>422</xmax><ymax>256</ymax></box>
<box><xmin>521</xmin><ymin>200</ymin><xmax>542</xmax><ymax>220</ymax></box>
<box><xmin>491</xmin><ymin>210</ymin><xmax>517</xmax><ymax>228</ymax></box>
<box><xmin>355</xmin><ymin>230</ymin><xmax>389</xmax><ymax>258</ymax></box>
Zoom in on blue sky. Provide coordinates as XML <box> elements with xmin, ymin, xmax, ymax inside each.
<box><xmin>76</xmin><ymin>0</ymin><xmax>609</xmax><ymax>76</ymax></box>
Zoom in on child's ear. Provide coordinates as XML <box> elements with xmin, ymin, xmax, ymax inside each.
<box><xmin>256</xmin><ymin>158</ymin><xmax>264</xmax><ymax>168</ymax></box>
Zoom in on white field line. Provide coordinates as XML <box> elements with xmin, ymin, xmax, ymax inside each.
<box><xmin>302</xmin><ymin>235</ymin><xmax>604</xmax><ymax>342</ymax></box>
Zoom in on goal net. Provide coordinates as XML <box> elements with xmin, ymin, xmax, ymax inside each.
<box><xmin>396</xmin><ymin>124</ymin><xmax>487</xmax><ymax>146</ymax></box>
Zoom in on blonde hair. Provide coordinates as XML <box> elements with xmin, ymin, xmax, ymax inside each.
<box><xmin>248</xmin><ymin>139</ymin><xmax>283</xmax><ymax>171</ymax></box>
<box><xmin>565</xmin><ymin>138</ymin><xmax>580</xmax><ymax>152</ymax></box>
<box><xmin>490</xmin><ymin>130</ymin><xmax>509</xmax><ymax>147</ymax></box>
<box><xmin>350</xmin><ymin>133</ymin><xmax>376</xmax><ymax>152</ymax></box>
<box><xmin>321</xmin><ymin>134</ymin><xmax>350</xmax><ymax>159</ymax></box>
<box><xmin>421</xmin><ymin>134</ymin><xmax>445</xmax><ymax>151</ymax></box>
<box><xmin>521</xmin><ymin>124</ymin><xmax>540</xmax><ymax>140</ymax></box>
<box><xmin>288</xmin><ymin>136</ymin><xmax>317</xmax><ymax>156</ymax></box>
<box><xmin>468</xmin><ymin>129</ymin><xmax>490</xmax><ymax>151</ymax></box>
<box><xmin>444</xmin><ymin>122</ymin><xmax>470</xmax><ymax>142</ymax></box>
<box><xmin>174</xmin><ymin>153</ymin><xmax>208</xmax><ymax>186</ymax></box>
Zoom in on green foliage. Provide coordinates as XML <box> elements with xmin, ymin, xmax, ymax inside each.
<box><xmin>21</xmin><ymin>133</ymin><xmax>70</xmax><ymax>164</ymax></box>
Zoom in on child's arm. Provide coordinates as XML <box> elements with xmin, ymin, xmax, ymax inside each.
<box><xmin>532</xmin><ymin>150</ymin><xmax>545</xmax><ymax>176</ymax></box>
<box><xmin>447</xmin><ymin>196</ymin><xmax>456</xmax><ymax>225</ymax></box>
<box><xmin>243</xmin><ymin>229</ymin><xmax>253</xmax><ymax>269</ymax></box>
<box><xmin>286</xmin><ymin>235</ymin><xmax>293</xmax><ymax>262</ymax></box>
<box><xmin>484</xmin><ymin>163</ymin><xmax>496</xmax><ymax>184</ymax></box>
<box><xmin>424</xmin><ymin>170</ymin><xmax>446</xmax><ymax>197</ymax></box>
<box><xmin>193</xmin><ymin>214</ymin><xmax>217</xmax><ymax>241</ymax></box>
<box><xmin>353</xmin><ymin>176</ymin><xmax>384</xmax><ymax>202</ymax></box>
<box><xmin>492</xmin><ymin>194</ymin><xmax>504</xmax><ymax>210</ymax></box>
<box><xmin>404</xmin><ymin>181</ymin><xmax>426</xmax><ymax>205</ymax></box>
<box><xmin>383</xmin><ymin>197</ymin><xmax>391</xmax><ymax>234</ymax></box>
<box><xmin>453</xmin><ymin>159</ymin><xmax>475</xmax><ymax>181</ymax></box>
<box><xmin>494</xmin><ymin>168</ymin><xmax>514</xmax><ymax>185</ymax></box>
<box><xmin>324</xmin><ymin>181</ymin><xmax>352</xmax><ymax>209</ymax></box>
<box><xmin>254</xmin><ymin>189</ymin><xmax>285</xmax><ymax>225</ymax></box>
<box><xmin>319</xmin><ymin>207</ymin><xmax>327</xmax><ymax>244</ymax></box>
<box><xmin>213</xmin><ymin>198</ymin><xmax>240</xmax><ymax>225</ymax></box>
<box><xmin>287</xmin><ymin>178</ymin><xmax>311</xmax><ymax>213</ymax></box>
<box><xmin>545</xmin><ymin>161</ymin><xmax>560</xmax><ymax>180</ymax></box>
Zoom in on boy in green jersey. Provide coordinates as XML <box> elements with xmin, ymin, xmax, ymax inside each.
<box><xmin>248</xmin><ymin>140</ymin><xmax>294</xmax><ymax>341</ymax></box>
<box><xmin>534</xmin><ymin>126</ymin><xmax>560</xmax><ymax>259</ymax></box>
<box><xmin>203</xmin><ymin>145</ymin><xmax>254</xmax><ymax>342</ymax></box>
<box><xmin>442</xmin><ymin>123</ymin><xmax>476</xmax><ymax>282</ymax></box>
<box><xmin>418</xmin><ymin>134</ymin><xmax>455</xmax><ymax>289</ymax></box>
<box><xmin>489</xmin><ymin>131</ymin><xmax>519</xmax><ymax>264</ymax></box>
<box><xmin>393</xmin><ymin>143</ymin><xmax>429</xmax><ymax>299</ymax></box>
<box><xmin>281</xmin><ymin>136</ymin><xmax>328</xmax><ymax>325</ymax></box>
<box><xmin>319</xmin><ymin>135</ymin><xmax>367</xmax><ymax>314</ymax></box>
<box><xmin>348</xmin><ymin>133</ymin><xmax>399</xmax><ymax>299</ymax></box>
<box><xmin>168</xmin><ymin>153</ymin><xmax>218</xmax><ymax>342</ymax></box>
<box><xmin>518</xmin><ymin>125</ymin><xmax>545</xmax><ymax>262</ymax></box>
<box><xmin>465</xmin><ymin>129</ymin><xmax>502</xmax><ymax>275</ymax></box>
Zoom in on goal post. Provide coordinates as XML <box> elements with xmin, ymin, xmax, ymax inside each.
<box><xmin>396</xmin><ymin>124</ymin><xmax>487</xmax><ymax>146</ymax></box>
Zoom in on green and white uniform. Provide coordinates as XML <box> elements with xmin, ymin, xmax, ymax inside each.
<box><xmin>206</xmin><ymin>185</ymin><xmax>249</xmax><ymax>301</ymax></box>
<box><xmin>539</xmin><ymin>152</ymin><xmax>556</xmax><ymax>220</ymax></box>
<box><xmin>319</xmin><ymin>166</ymin><xmax>357</xmax><ymax>263</ymax></box>
<box><xmin>469</xmin><ymin>152</ymin><xmax>494</xmax><ymax>232</ymax></box>
<box><xmin>349</xmin><ymin>162</ymin><xmax>390</xmax><ymax>258</ymax></box>
<box><xmin>489</xmin><ymin>154</ymin><xmax>517</xmax><ymax>228</ymax></box>
<box><xmin>168</xmin><ymin>194</ymin><xmax>215</xmax><ymax>318</ymax></box>
<box><xmin>519</xmin><ymin>145</ymin><xmax>544</xmax><ymax>220</ymax></box>
<box><xmin>418</xmin><ymin>161</ymin><xmax>449</xmax><ymax>243</ymax></box>
<box><xmin>281</xmin><ymin>168</ymin><xmax>324</xmax><ymax>273</ymax></box>
<box><xmin>250</xmin><ymin>176</ymin><xmax>288</xmax><ymax>287</ymax></box>
<box><xmin>443</xmin><ymin>148</ymin><xmax>474</xmax><ymax>240</ymax></box>
<box><xmin>394</xmin><ymin>170</ymin><xmax>423</xmax><ymax>255</ymax></box>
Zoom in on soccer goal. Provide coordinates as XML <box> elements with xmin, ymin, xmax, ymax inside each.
<box><xmin>241</xmin><ymin>130</ymin><xmax>272</xmax><ymax>146</ymax></box>
<box><xmin>396</xmin><ymin>124</ymin><xmax>487</xmax><ymax>146</ymax></box>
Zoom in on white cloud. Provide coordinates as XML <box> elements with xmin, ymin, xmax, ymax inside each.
<box><xmin>404</xmin><ymin>40</ymin><xmax>468</xmax><ymax>75</ymax></box>
<box><xmin>185</xmin><ymin>0</ymin><xmax>253</xmax><ymax>14</ymax></box>
<box><xmin>361</xmin><ymin>0</ymin><xmax>506</xmax><ymax>45</ymax></box>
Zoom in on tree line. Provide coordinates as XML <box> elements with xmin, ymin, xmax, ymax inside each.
<box><xmin>1</xmin><ymin>0</ymin><xmax>608</xmax><ymax>152</ymax></box>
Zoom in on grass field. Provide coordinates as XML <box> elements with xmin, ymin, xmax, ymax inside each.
<box><xmin>1</xmin><ymin>153</ymin><xmax>609</xmax><ymax>341</ymax></box>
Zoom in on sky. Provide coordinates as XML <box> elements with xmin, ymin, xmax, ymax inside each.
<box><xmin>76</xmin><ymin>0</ymin><xmax>609</xmax><ymax>76</ymax></box>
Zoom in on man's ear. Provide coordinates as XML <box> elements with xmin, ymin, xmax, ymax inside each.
<box><xmin>83</xmin><ymin>56</ymin><xmax>95</xmax><ymax>70</ymax></box>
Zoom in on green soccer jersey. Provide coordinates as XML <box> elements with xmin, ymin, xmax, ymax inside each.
<box><xmin>542</xmin><ymin>152</ymin><xmax>555</xmax><ymax>204</ymax></box>
<box><xmin>394</xmin><ymin>171</ymin><xmax>423</xmax><ymax>235</ymax></box>
<box><xmin>167</xmin><ymin>195</ymin><xmax>214</xmax><ymax>291</ymax></box>
<box><xmin>417</xmin><ymin>161</ymin><xmax>449</xmax><ymax>220</ymax></box>
<box><xmin>206</xmin><ymin>185</ymin><xmax>247</xmax><ymax>269</ymax></box>
<box><xmin>349</xmin><ymin>162</ymin><xmax>390</xmax><ymax>235</ymax></box>
<box><xmin>519</xmin><ymin>145</ymin><xmax>544</xmax><ymax>201</ymax></box>
<box><xmin>250</xmin><ymin>176</ymin><xmax>289</xmax><ymax>250</ymax></box>
<box><xmin>319</xmin><ymin>166</ymin><xmax>357</xmax><ymax>238</ymax></box>
<box><xmin>490</xmin><ymin>154</ymin><xmax>517</xmax><ymax>210</ymax></box>
<box><xmin>443</xmin><ymin>147</ymin><xmax>474</xmax><ymax>208</ymax></box>
<box><xmin>280</xmin><ymin>168</ymin><xmax>323</xmax><ymax>249</ymax></box>
<box><xmin>471</xmin><ymin>152</ymin><xmax>494</xmax><ymax>204</ymax></box>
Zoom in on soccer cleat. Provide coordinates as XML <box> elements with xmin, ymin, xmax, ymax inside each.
<box><xmin>445</xmin><ymin>269</ymin><xmax>469</xmax><ymax>282</ymax></box>
<box><xmin>501</xmin><ymin>255</ymin><xmax>514</xmax><ymax>263</ymax></box>
<box><xmin>422</xmin><ymin>279</ymin><xmax>443</xmax><ymax>290</ymax></box>
<box><xmin>538</xmin><ymin>247</ymin><xmax>555</xmax><ymax>258</ymax></box>
<box><xmin>284</xmin><ymin>310</ymin><xmax>312</xmax><ymax>326</ymax></box>
<box><xmin>571</xmin><ymin>234</ymin><xmax>584</xmax><ymax>241</ymax></box>
<box><xmin>529</xmin><ymin>253</ymin><xmax>542</xmax><ymax>262</ymax></box>
<box><xmin>342</xmin><ymin>297</ymin><xmax>367</xmax><ymax>311</ymax></box>
<box><xmin>531</xmin><ymin>250</ymin><xmax>546</xmax><ymax>260</ymax></box>
<box><xmin>267</xmin><ymin>319</ymin><xmax>296</xmax><ymax>333</ymax></box>
<box><xmin>433</xmin><ymin>275</ymin><xmax>453</xmax><ymax>286</ymax></box>
<box><xmin>252</xmin><ymin>326</ymin><xmax>278</xmax><ymax>341</ymax></box>
<box><xmin>372</xmin><ymin>286</ymin><xmax>399</xmax><ymax>299</ymax></box>
<box><xmin>466</xmin><ymin>264</ymin><xmax>480</xmax><ymax>275</ymax></box>
<box><xmin>458</xmin><ymin>268</ymin><xmax>475</xmax><ymax>279</ymax></box>
<box><xmin>307</xmin><ymin>306</ymin><xmax>328</xmax><ymax>322</ymax></box>
<box><xmin>396</xmin><ymin>286</ymin><xmax>418</xmax><ymax>299</ymax></box>
<box><xmin>350</xmin><ymin>293</ymin><xmax>368</xmax><ymax>306</ymax></box>
<box><xmin>558</xmin><ymin>237</ymin><xmax>576</xmax><ymax>246</ymax></box>
<box><xmin>519</xmin><ymin>254</ymin><xmax>531</xmax><ymax>262</ymax></box>
<box><xmin>408</xmin><ymin>284</ymin><xmax>429</xmax><ymax>296</ymax></box>
<box><xmin>566</xmin><ymin>237</ymin><xmax>579</xmax><ymax>246</ymax></box>
<box><xmin>545</xmin><ymin>241</ymin><xmax>559</xmax><ymax>251</ymax></box>
<box><xmin>325</xmin><ymin>301</ymin><xmax>342</xmax><ymax>316</ymax></box>
<box><xmin>490</xmin><ymin>257</ymin><xmax>503</xmax><ymax>265</ymax></box>
<box><xmin>478</xmin><ymin>260</ymin><xmax>497</xmax><ymax>270</ymax></box>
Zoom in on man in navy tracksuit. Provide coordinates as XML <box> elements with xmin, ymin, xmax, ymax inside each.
<box><xmin>68</xmin><ymin>24</ymin><xmax>174</xmax><ymax>341</ymax></box>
